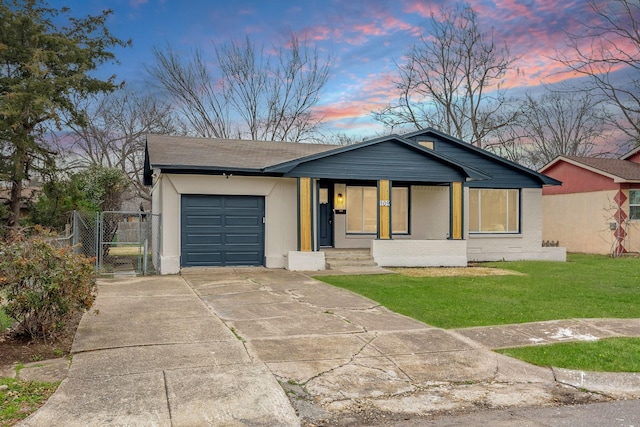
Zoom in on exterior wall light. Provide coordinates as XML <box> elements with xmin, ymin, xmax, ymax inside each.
<box><xmin>334</xmin><ymin>183</ymin><xmax>346</xmax><ymax>212</ymax></box>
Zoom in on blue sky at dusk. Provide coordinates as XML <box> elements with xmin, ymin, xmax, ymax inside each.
<box><xmin>62</xmin><ymin>0</ymin><xmax>619</xmax><ymax>138</ymax></box>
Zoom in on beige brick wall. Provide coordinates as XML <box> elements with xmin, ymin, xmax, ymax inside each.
<box><xmin>543</xmin><ymin>190</ymin><xmax>640</xmax><ymax>254</ymax></box>
<box><xmin>155</xmin><ymin>174</ymin><xmax>298</xmax><ymax>273</ymax></box>
<box><xmin>467</xmin><ymin>188</ymin><xmax>564</xmax><ymax>261</ymax></box>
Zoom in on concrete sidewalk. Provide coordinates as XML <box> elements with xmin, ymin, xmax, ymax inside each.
<box><xmin>21</xmin><ymin>275</ymin><xmax>299</xmax><ymax>427</ymax></box>
<box><xmin>18</xmin><ymin>268</ymin><xmax>640</xmax><ymax>426</ymax></box>
<box><xmin>454</xmin><ymin>318</ymin><xmax>640</xmax><ymax>397</ymax></box>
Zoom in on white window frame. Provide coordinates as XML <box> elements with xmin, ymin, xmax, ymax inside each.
<box><xmin>630</xmin><ymin>189</ymin><xmax>640</xmax><ymax>221</ymax></box>
<box><xmin>469</xmin><ymin>188</ymin><xmax>520</xmax><ymax>234</ymax></box>
<box><xmin>346</xmin><ymin>186</ymin><xmax>377</xmax><ymax>234</ymax></box>
<box><xmin>392</xmin><ymin>187</ymin><xmax>409</xmax><ymax>234</ymax></box>
<box><xmin>345</xmin><ymin>185</ymin><xmax>410</xmax><ymax>234</ymax></box>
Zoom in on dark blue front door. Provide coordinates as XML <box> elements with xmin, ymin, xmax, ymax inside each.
<box><xmin>318</xmin><ymin>185</ymin><xmax>333</xmax><ymax>247</ymax></box>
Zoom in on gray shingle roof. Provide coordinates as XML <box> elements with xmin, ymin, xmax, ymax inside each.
<box><xmin>146</xmin><ymin>134</ymin><xmax>338</xmax><ymax>171</ymax></box>
<box><xmin>564</xmin><ymin>156</ymin><xmax>640</xmax><ymax>181</ymax></box>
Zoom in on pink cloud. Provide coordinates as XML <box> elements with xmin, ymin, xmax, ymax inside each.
<box><xmin>401</xmin><ymin>1</ymin><xmax>435</xmax><ymax>18</ymax></box>
<box><xmin>298</xmin><ymin>24</ymin><xmax>342</xmax><ymax>42</ymax></box>
<box><xmin>312</xmin><ymin>103</ymin><xmax>371</xmax><ymax>122</ymax></box>
<box><xmin>397</xmin><ymin>0</ymin><xmax>620</xmax><ymax>89</ymax></box>
<box><xmin>384</xmin><ymin>15</ymin><xmax>421</xmax><ymax>36</ymax></box>
<box><xmin>299</xmin><ymin>5</ymin><xmax>419</xmax><ymax>47</ymax></box>
<box><xmin>315</xmin><ymin>72</ymin><xmax>398</xmax><ymax>124</ymax></box>
<box><xmin>353</xmin><ymin>22</ymin><xmax>387</xmax><ymax>37</ymax></box>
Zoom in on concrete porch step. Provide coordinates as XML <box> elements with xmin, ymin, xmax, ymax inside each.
<box><xmin>326</xmin><ymin>260</ymin><xmax>378</xmax><ymax>269</ymax></box>
<box><xmin>322</xmin><ymin>249</ymin><xmax>378</xmax><ymax>270</ymax></box>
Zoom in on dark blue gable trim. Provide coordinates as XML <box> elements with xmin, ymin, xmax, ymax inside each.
<box><xmin>266</xmin><ymin>135</ymin><xmax>490</xmax><ymax>183</ymax></box>
<box><xmin>403</xmin><ymin>128</ymin><xmax>561</xmax><ymax>188</ymax></box>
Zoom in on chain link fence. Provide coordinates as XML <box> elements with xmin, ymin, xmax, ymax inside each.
<box><xmin>70</xmin><ymin>210</ymin><xmax>160</xmax><ymax>276</ymax></box>
<box><xmin>72</xmin><ymin>211</ymin><xmax>98</xmax><ymax>259</ymax></box>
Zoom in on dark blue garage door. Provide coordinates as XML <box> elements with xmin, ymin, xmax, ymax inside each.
<box><xmin>181</xmin><ymin>195</ymin><xmax>265</xmax><ymax>267</ymax></box>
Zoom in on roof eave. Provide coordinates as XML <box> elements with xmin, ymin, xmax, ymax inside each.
<box><xmin>153</xmin><ymin>164</ymin><xmax>267</xmax><ymax>174</ymax></box>
<box><xmin>620</xmin><ymin>145</ymin><xmax>640</xmax><ymax>160</ymax></box>
<box><xmin>407</xmin><ymin>128</ymin><xmax>559</xmax><ymax>186</ymax></box>
<box><xmin>542</xmin><ymin>176</ymin><xmax>563</xmax><ymax>186</ymax></box>
<box><xmin>550</xmin><ymin>156</ymin><xmax>629</xmax><ymax>182</ymax></box>
<box><xmin>613</xmin><ymin>178</ymin><xmax>640</xmax><ymax>183</ymax></box>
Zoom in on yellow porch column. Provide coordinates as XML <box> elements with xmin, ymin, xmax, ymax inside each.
<box><xmin>451</xmin><ymin>181</ymin><xmax>463</xmax><ymax>240</ymax></box>
<box><xmin>378</xmin><ymin>179</ymin><xmax>391</xmax><ymax>240</ymax></box>
<box><xmin>298</xmin><ymin>177</ymin><xmax>313</xmax><ymax>251</ymax></box>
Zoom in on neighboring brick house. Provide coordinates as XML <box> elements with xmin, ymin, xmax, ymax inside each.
<box><xmin>539</xmin><ymin>146</ymin><xmax>640</xmax><ymax>255</ymax></box>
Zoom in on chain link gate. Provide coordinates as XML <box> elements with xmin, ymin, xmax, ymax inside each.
<box><xmin>72</xmin><ymin>210</ymin><xmax>160</xmax><ymax>276</ymax></box>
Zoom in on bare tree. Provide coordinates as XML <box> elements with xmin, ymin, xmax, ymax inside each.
<box><xmin>64</xmin><ymin>90</ymin><xmax>178</xmax><ymax>201</ymax></box>
<box><xmin>493</xmin><ymin>89</ymin><xmax>610</xmax><ymax>169</ymax></box>
<box><xmin>374</xmin><ymin>3</ymin><xmax>519</xmax><ymax>148</ymax></box>
<box><xmin>557</xmin><ymin>0</ymin><xmax>640</xmax><ymax>147</ymax></box>
<box><xmin>322</xmin><ymin>132</ymin><xmax>361</xmax><ymax>146</ymax></box>
<box><xmin>148</xmin><ymin>34</ymin><xmax>331</xmax><ymax>142</ymax></box>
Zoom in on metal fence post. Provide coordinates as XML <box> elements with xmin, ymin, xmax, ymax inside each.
<box><xmin>72</xmin><ymin>211</ymin><xmax>79</xmax><ymax>251</ymax></box>
<box><xmin>95</xmin><ymin>211</ymin><xmax>101</xmax><ymax>272</ymax></box>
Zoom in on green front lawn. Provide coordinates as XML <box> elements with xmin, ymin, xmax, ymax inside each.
<box><xmin>0</xmin><ymin>378</ymin><xmax>59</xmax><ymax>425</ymax></box>
<box><xmin>316</xmin><ymin>254</ymin><xmax>640</xmax><ymax>329</ymax></box>
<box><xmin>317</xmin><ymin>254</ymin><xmax>640</xmax><ymax>372</ymax></box>
<box><xmin>0</xmin><ymin>308</ymin><xmax>14</xmax><ymax>332</ymax></box>
<box><xmin>497</xmin><ymin>338</ymin><xmax>640</xmax><ymax>372</ymax></box>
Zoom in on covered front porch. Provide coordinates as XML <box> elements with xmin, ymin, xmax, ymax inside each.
<box><xmin>286</xmin><ymin>178</ymin><xmax>470</xmax><ymax>271</ymax></box>
<box><xmin>264</xmin><ymin>134</ymin><xmax>492</xmax><ymax>271</ymax></box>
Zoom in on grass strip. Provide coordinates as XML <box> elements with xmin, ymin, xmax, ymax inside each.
<box><xmin>0</xmin><ymin>308</ymin><xmax>14</xmax><ymax>332</ymax></box>
<box><xmin>0</xmin><ymin>378</ymin><xmax>59</xmax><ymax>425</ymax></box>
<box><xmin>316</xmin><ymin>254</ymin><xmax>640</xmax><ymax>329</ymax></box>
<box><xmin>496</xmin><ymin>338</ymin><xmax>640</xmax><ymax>372</ymax></box>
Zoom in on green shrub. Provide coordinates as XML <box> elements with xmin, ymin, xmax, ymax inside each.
<box><xmin>0</xmin><ymin>229</ymin><xmax>97</xmax><ymax>340</ymax></box>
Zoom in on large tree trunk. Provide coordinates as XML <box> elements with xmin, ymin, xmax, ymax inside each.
<box><xmin>8</xmin><ymin>146</ymin><xmax>27</xmax><ymax>230</ymax></box>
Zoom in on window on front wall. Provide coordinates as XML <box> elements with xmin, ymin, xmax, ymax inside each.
<box><xmin>630</xmin><ymin>190</ymin><xmax>640</xmax><ymax>220</ymax></box>
<box><xmin>392</xmin><ymin>187</ymin><xmax>409</xmax><ymax>233</ymax></box>
<box><xmin>469</xmin><ymin>189</ymin><xmax>519</xmax><ymax>233</ymax></box>
<box><xmin>346</xmin><ymin>186</ymin><xmax>409</xmax><ymax>234</ymax></box>
<box><xmin>347</xmin><ymin>186</ymin><xmax>377</xmax><ymax>233</ymax></box>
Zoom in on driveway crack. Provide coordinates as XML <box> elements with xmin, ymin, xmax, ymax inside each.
<box><xmin>162</xmin><ymin>370</ymin><xmax>174</xmax><ymax>426</ymax></box>
<box><xmin>302</xmin><ymin>333</ymin><xmax>379</xmax><ymax>385</ymax></box>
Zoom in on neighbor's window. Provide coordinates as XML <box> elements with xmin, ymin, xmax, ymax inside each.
<box><xmin>630</xmin><ymin>190</ymin><xmax>640</xmax><ymax>220</ymax></box>
<box><xmin>346</xmin><ymin>186</ymin><xmax>410</xmax><ymax>234</ymax></box>
<box><xmin>469</xmin><ymin>189</ymin><xmax>519</xmax><ymax>233</ymax></box>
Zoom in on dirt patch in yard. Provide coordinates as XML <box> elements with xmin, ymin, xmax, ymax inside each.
<box><xmin>390</xmin><ymin>266</ymin><xmax>526</xmax><ymax>277</ymax></box>
<box><xmin>0</xmin><ymin>312</ymin><xmax>81</xmax><ymax>370</ymax></box>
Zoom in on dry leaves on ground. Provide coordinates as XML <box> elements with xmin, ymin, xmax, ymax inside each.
<box><xmin>390</xmin><ymin>266</ymin><xmax>526</xmax><ymax>277</ymax></box>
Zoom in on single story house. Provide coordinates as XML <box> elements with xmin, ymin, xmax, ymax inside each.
<box><xmin>144</xmin><ymin>129</ymin><xmax>565</xmax><ymax>274</ymax></box>
<box><xmin>540</xmin><ymin>147</ymin><xmax>640</xmax><ymax>255</ymax></box>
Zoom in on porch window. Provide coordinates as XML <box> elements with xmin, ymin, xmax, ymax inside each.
<box><xmin>392</xmin><ymin>187</ymin><xmax>409</xmax><ymax>233</ymax></box>
<box><xmin>630</xmin><ymin>190</ymin><xmax>640</xmax><ymax>220</ymax></box>
<box><xmin>347</xmin><ymin>186</ymin><xmax>377</xmax><ymax>233</ymax></box>
<box><xmin>346</xmin><ymin>186</ymin><xmax>409</xmax><ymax>234</ymax></box>
<box><xmin>469</xmin><ymin>189</ymin><xmax>519</xmax><ymax>233</ymax></box>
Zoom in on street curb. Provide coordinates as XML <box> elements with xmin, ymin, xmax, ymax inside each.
<box><xmin>553</xmin><ymin>367</ymin><xmax>640</xmax><ymax>397</ymax></box>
